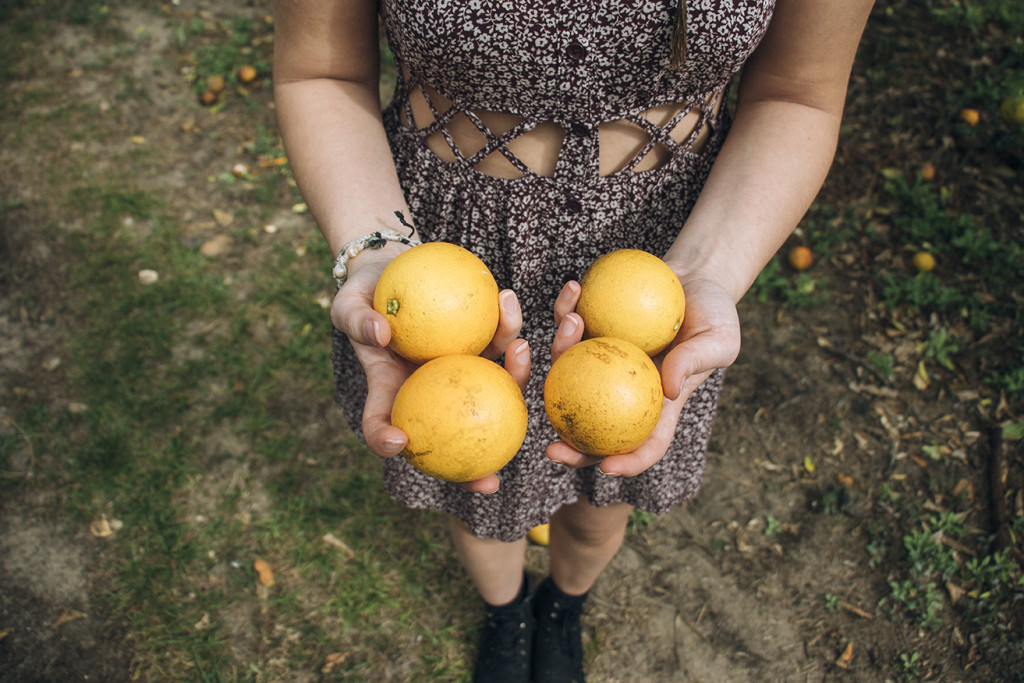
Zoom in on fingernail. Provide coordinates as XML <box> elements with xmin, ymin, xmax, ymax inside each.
<box><xmin>598</xmin><ymin>467</ymin><xmax>620</xmax><ymax>477</ymax></box>
<box><xmin>558</xmin><ymin>315</ymin><xmax>578</xmax><ymax>337</ymax></box>
<box><xmin>365</xmin><ymin>319</ymin><xmax>381</xmax><ymax>346</ymax></box>
<box><xmin>513</xmin><ymin>339</ymin><xmax>529</xmax><ymax>360</ymax></box>
<box><xmin>500</xmin><ymin>290</ymin><xmax>517</xmax><ymax>313</ymax></box>
<box><xmin>559</xmin><ymin>281</ymin><xmax>580</xmax><ymax>300</ymax></box>
<box><xmin>383</xmin><ymin>437</ymin><xmax>405</xmax><ymax>452</ymax></box>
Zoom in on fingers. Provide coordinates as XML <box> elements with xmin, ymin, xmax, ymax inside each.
<box><xmin>356</xmin><ymin>347</ymin><xmax>412</xmax><ymax>458</ymax></box>
<box><xmin>551</xmin><ymin>312</ymin><xmax>584</xmax><ymax>362</ymax></box>
<box><xmin>660</xmin><ymin>327</ymin><xmax>738</xmax><ymax>400</ymax></box>
<box><xmin>553</xmin><ymin>280</ymin><xmax>581</xmax><ymax>323</ymax></box>
<box><xmin>546</xmin><ymin>393</ymin><xmax>686</xmax><ymax>478</ymax></box>
<box><xmin>597</xmin><ymin>396</ymin><xmax>685</xmax><ymax>477</ymax></box>
<box><xmin>458</xmin><ymin>474</ymin><xmax>500</xmax><ymax>494</ymax></box>
<box><xmin>546</xmin><ymin>440</ymin><xmax>603</xmax><ymax>469</ymax></box>
<box><xmin>483</xmin><ymin>289</ymin><xmax>523</xmax><ymax>359</ymax></box>
<box><xmin>332</xmin><ymin>280</ymin><xmax>391</xmax><ymax>349</ymax></box>
<box><xmin>503</xmin><ymin>338</ymin><xmax>532</xmax><ymax>392</ymax></box>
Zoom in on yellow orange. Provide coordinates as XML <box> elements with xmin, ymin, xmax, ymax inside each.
<box><xmin>912</xmin><ymin>251</ymin><xmax>936</xmax><ymax>272</ymax></box>
<box><xmin>544</xmin><ymin>337</ymin><xmax>663</xmax><ymax>456</ymax></box>
<box><xmin>392</xmin><ymin>355</ymin><xmax>528</xmax><ymax>482</ymax></box>
<box><xmin>1001</xmin><ymin>94</ymin><xmax>1024</xmax><ymax>126</ymax></box>
<box><xmin>527</xmin><ymin>524</ymin><xmax>550</xmax><ymax>546</ymax></box>
<box><xmin>374</xmin><ymin>242</ymin><xmax>500</xmax><ymax>364</ymax></box>
<box><xmin>575</xmin><ymin>249</ymin><xmax>685</xmax><ymax>356</ymax></box>
<box><xmin>788</xmin><ymin>245</ymin><xmax>814</xmax><ymax>271</ymax></box>
<box><xmin>238</xmin><ymin>65</ymin><xmax>258</xmax><ymax>83</ymax></box>
<box><xmin>960</xmin><ymin>108</ymin><xmax>980</xmax><ymax>126</ymax></box>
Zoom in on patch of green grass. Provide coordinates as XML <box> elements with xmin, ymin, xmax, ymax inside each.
<box><xmin>870</xmin><ymin>494</ymin><xmax>1024</xmax><ymax>661</ymax></box>
<box><xmin>19</xmin><ymin>166</ymin><xmax>474</xmax><ymax>678</ymax></box>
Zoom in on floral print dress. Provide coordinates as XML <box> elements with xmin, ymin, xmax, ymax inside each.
<box><xmin>332</xmin><ymin>0</ymin><xmax>776</xmax><ymax>542</ymax></box>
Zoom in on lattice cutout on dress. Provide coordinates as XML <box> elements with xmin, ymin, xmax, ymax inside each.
<box><xmin>598</xmin><ymin>92</ymin><xmax>720</xmax><ymax>176</ymax></box>
<box><xmin>401</xmin><ymin>77</ymin><xmax>721</xmax><ymax>179</ymax></box>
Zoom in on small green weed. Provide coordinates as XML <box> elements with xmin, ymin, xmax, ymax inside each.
<box><xmin>627</xmin><ymin>509</ymin><xmax>655</xmax><ymax>535</ymax></box>
<box><xmin>893</xmin><ymin>650</ymin><xmax>923</xmax><ymax>680</ymax></box>
<box><xmin>764</xmin><ymin>514</ymin><xmax>783</xmax><ymax>537</ymax></box>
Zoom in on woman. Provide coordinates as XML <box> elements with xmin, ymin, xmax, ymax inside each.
<box><xmin>273</xmin><ymin>1</ymin><xmax>873</xmax><ymax>680</ymax></box>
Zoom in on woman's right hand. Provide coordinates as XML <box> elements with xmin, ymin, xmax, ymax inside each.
<box><xmin>330</xmin><ymin>248</ymin><xmax>530</xmax><ymax>494</ymax></box>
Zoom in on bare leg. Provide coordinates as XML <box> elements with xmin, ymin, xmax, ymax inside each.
<box><xmin>548</xmin><ymin>498</ymin><xmax>633</xmax><ymax>596</ymax></box>
<box><xmin>449</xmin><ymin>515</ymin><xmax>528</xmax><ymax>605</ymax></box>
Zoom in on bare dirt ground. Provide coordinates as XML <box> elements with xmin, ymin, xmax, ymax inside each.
<box><xmin>2</xmin><ymin>1</ymin><xmax>1022</xmax><ymax>682</ymax></box>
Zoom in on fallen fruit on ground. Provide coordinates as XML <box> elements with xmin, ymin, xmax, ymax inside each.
<box><xmin>1000</xmin><ymin>94</ymin><xmax>1024</xmax><ymax>126</ymax></box>
<box><xmin>788</xmin><ymin>245</ymin><xmax>814</xmax><ymax>271</ymax></box>
<box><xmin>373</xmin><ymin>242</ymin><xmax>500</xmax><ymax>364</ymax></box>
<box><xmin>920</xmin><ymin>162</ymin><xmax>936</xmax><ymax>181</ymax></box>
<box><xmin>238</xmin><ymin>64</ymin><xmax>258</xmax><ymax>83</ymax></box>
<box><xmin>575</xmin><ymin>248</ymin><xmax>685</xmax><ymax>356</ymax></box>
<box><xmin>960</xmin><ymin>107</ymin><xmax>980</xmax><ymax>126</ymax></box>
<box><xmin>912</xmin><ymin>251</ymin><xmax>936</xmax><ymax>272</ymax></box>
<box><xmin>206</xmin><ymin>74</ymin><xmax>225</xmax><ymax>94</ymax></box>
<box><xmin>392</xmin><ymin>355</ymin><xmax>528</xmax><ymax>482</ymax></box>
<box><xmin>528</xmin><ymin>524</ymin><xmax>550</xmax><ymax>546</ymax></box>
<box><xmin>545</xmin><ymin>337</ymin><xmax>663</xmax><ymax>456</ymax></box>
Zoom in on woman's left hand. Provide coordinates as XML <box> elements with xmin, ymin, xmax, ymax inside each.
<box><xmin>545</xmin><ymin>275</ymin><xmax>741</xmax><ymax>477</ymax></box>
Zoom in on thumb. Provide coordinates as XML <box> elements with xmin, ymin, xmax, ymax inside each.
<box><xmin>660</xmin><ymin>325</ymin><xmax>739</xmax><ymax>400</ymax></box>
<box><xmin>332</xmin><ymin>290</ymin><xmax>391</xmax><ymax>348</ymax></box>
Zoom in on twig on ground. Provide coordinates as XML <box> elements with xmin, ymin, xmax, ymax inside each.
<box><xmin>986</xmin><ymin>425</ymin><xmax>1024</xmax><ymax>569</ymax></box>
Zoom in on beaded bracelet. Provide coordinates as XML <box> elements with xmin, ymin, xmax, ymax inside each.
<box><xmin>332</xmin><ymin>211</ymin><xmax>421</xmax><ymax>288</ymax></box>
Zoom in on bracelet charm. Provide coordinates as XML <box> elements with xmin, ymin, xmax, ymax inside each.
<box><xmin>332</xmin><ymin>213</ymin><xmax>421</xmax><ymax>288</ymax></box>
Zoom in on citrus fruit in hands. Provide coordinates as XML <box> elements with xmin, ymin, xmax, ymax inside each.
<box><xmin>373</xmin><ymin>242</ymin><xmax>500</xmax><ymax>364</ymax></box>
<box><xmin>544</xmin><ymin>337</ymin><xmax>663</xmax><ymax>456</ymax></box>
<box><xmin>392</xmin><ymin>354</ymin><xmax>528</xmax><ymax>482</ymax></box>
<box><xmin>575</xmin><ymin>249</ymin><xmax>685</xmax><ymax>356</ymax></box>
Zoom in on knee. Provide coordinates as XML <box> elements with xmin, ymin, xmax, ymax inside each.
<box><xmin>551</xmin><ymin>502</ymin><xmax>631</xmax><ymax>548</ymax></box>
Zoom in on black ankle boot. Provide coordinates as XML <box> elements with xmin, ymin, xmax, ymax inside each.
<box><xmin>472</xmin><ymin>575</ymin><xmax>534</xmax><ymax>683</ymax></box>
<box><xmin>532</xmin><ymin>577</ymin><xmax>587</xmax><ymax>683</ymax></box>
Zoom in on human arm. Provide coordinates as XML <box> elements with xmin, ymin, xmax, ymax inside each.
<box><xmin>273</xmin><ymin>0</ymin><xmax>528</xmax><ymax>492</ymax></box>
<box><xmin>548</xmin><ymin>0</ymin><xmax>875</xmax><ymax>475</ymax></box>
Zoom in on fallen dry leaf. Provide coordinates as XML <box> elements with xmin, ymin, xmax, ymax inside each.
<box><xmin>53</xmin><ymin>610</ymin><xmax>87</xmax><ymax>628</ymax></box>
<box><xmin>835</xmin><ymin>641</ymin><xmax>854</xmax><ymax>670</ymax></box>
<box><xmin>194</xmin><ymin>612</ymin><xmax>211</xmax><ymax>631</ymax></box>
<box><xmin>952</xmin><ymin>478</ymin><xmax>974</xmax><ymax>502</ymax></box>
<box><xmin>212</xmin><ymin>208</ymin><xmax>234</xmax><ymax>227</ymax></box>
<box><xmin>200</xmin><ymin>234</ymin><xmax>233</xmax><ymax>257</ymax></box>
<box><xmin>840</xmin><ymin>601</ymin><xmax>874</xmax><ymax>620</ymax></box>
<box><xmin>89</xmin><ymin>515</ymin><xmax>123</xmax><ymax>538</ymax></box>
<box><xmin>321</xmin><ymin>652</ymin><xmax>350</xmax><ymax>674</ymax></box>
<box><xmin>259</xmin><ymin>156</ymin><xmax>288</xmax><ymax>169</ymax></box>
<box><xmin>913</xmin><ymin>360</ymin><xmax>930</xmax><ymax>390</ymax></box>
<box><xmin>253</xmin><ymin>558</ymin><xmax>275</xmax><ymax>586</ymax></box>
<box><xmin>0</xmin><ymin>627</ymin><xmax>12</xmax><ymax>641</ymax></box>
<box><xmin>323</xmin><ymin>533</ymin><xmax>355</xmax><ymax>559</ymax></box>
